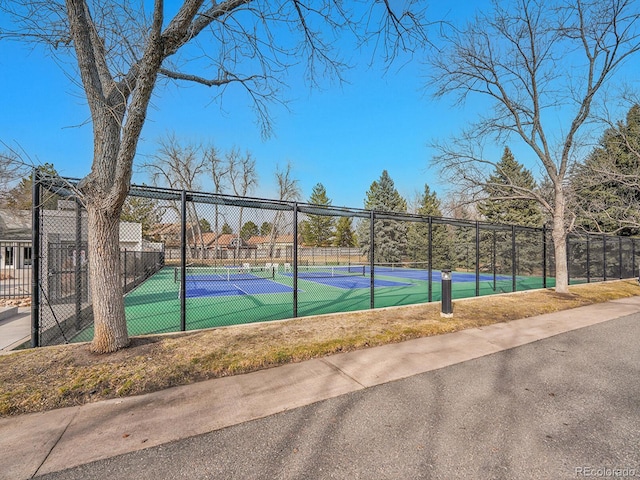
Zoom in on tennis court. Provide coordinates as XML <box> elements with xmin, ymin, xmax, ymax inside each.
<box><xmin>70</xmin><ymin>263</ymin><xmax>551</xmax><ymax>341</ymax></box>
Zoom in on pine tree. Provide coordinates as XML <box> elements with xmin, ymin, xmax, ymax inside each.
<box><xmin>407</xmin><ymin>185</ymin><xmax>453</xmax><ymax>269</ymax></box>
<box><xmin>572</xmin><ymin>104</ymin><xmax>640</xmax><ymax>235</ymax></box>
<box><xmin>260</xmin><ymin>222</ymin><xmax>273</xmax><ymax>236</ymax></box>
<box><xmin>475</xmin><ymin>147</ymin><xmax>546</xmax><ymax>274</ymax></box>
<box><xmin>477</xmin><ymin>147</ymin><xmax>543</xmax><ymax>227</ymax></box>
<box><xmin>358</xmin><ymin>170</ymin><xmax>408</xmax><ymax>263</ymax></box>
<box><xmin>333</xmin><ymin>217</ymin><xmax>357</xmax><ymax>247</ymax></box>
<box><xmin>6</xmin><ymin>163</ymin><xmax>60</xmax><ymax>210</ymax></box>
<box><xmin>300</xmin><ymin>183</ymin><xmax>335</xmax><ymax>246</ymax></box>
<box><xmin>120</xmin><ymin>195</ymin><xmax>163</xmax><ymax>239</ymax></box>
<box><xmin>240</xmin><ymin>221</ymin><xmax>259</xmax><ymax>240</ymax></box>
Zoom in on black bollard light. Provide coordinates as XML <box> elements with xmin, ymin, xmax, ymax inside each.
<box><xmin>441</xmin><ymin>269</ymin><xmax>453</xmax><ymax>317</ymax></box>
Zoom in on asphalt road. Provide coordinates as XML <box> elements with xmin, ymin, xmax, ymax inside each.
<box><xmin>36</xmin><ymin>314</ymin><xmax>640</xmax><ymax>480</ymax></box>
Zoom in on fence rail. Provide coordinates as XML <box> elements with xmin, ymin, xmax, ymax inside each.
<box><xmin>31</xmin><ymin>175</ymin><xmax>640</xmax><ymax>347</ymax></box>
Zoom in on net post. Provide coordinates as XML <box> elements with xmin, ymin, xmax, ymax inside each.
<box><xmin>180</xmin><ymin>190</ymin><xmax>187</xmax><ymax>332</ymax></box>
<box><xmin>31</xmin><ymin>168</ymin><xmax>41</xmax><ymax>348</ymax></box>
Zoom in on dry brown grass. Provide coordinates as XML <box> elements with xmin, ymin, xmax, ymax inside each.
<box><xmin>1</xmin><ymin>280</ymin><xmax>638</xmax><ymax>417</ymax></box>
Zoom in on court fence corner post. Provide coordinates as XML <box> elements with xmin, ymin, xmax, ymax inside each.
<box><xmin>441</xmin><ymin>269</ymin><xmax>453</xmax><ymax>318</ymax></box>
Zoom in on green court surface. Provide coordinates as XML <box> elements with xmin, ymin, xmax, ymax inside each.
<box><xmin>72</xmin><ymin>266</ymin><xmax>554</xmax><ymax>342</ymax></box>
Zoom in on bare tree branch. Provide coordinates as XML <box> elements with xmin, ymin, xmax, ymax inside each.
<box><xmin>428</xmin><ymin>0</ymin><xmax>640</xmax><ymax>293</ymax></box>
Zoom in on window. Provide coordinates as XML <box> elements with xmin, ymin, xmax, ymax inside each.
<box><xmin>23</xmin><ymin>246</ymin><xmax>32</xmax><ymax>266</ymax></box>
<box><xmin>4</xmin><ymin>247</ymin><xmax>14</xmax><ymax>266</ymax></box>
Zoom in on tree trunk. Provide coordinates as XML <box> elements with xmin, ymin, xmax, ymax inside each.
<box><xmin>552</xmin><ymin>188</ymin><xmax>569</xmax><ymax>294</ymax></box>
<box><xmin>87</xmin><ymin>203</ymin><xmax>129</xmax><ymax>352</ymax></box>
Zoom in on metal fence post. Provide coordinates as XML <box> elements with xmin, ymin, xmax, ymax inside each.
<box><xmin>567</xmin><ymin>235</ymin><xmax>571</xmax><ymax>285</ymax></box>
<box><xmin>75</xmin><ymin>197</ymin><xmax>82</xmax><ymax>331</ymax></box>
<box><xmin>633</xmin><ymin>239</ymin><xmax>636</xmax><ymax>280</ymax></box>
<box><xmin>370</xmin><ymin>210</ymin><xmax>375</xmax><ymax>310</ymax></box>
<box><xmin>475</xmin><ymin>221</ymin><xmax>480</xmax><ymax>297</ymax></box>
<box><xmin>492</xmin><ymin>230</ymin><xmax>497</xmax><ymax>291</ymax></box>
<box><xmin>428</xmin><ymin>217</ymin><xmax>433</xmax><ymax>302</ymax></box>
<box><xmin>512</xmin><ymin>225</ymin><xmax>516</xmax><ymax>292</ymax></box>
<box><xmin>603</xmin><ymin>235</ymin><xmax>607</xmax><ymax>282</ymax></box>
<box><xmin>293</xmin><ymin>203</ymin><xmax>298</xmax><ymax>318</ymax></box>
<box><xmin>31</xmin><ymin>169</ymin><xmax>41</xmax><ymax>348</ymax></box>
<box><xmin>180</xmin><ymin>190</ymin><xmax>187</xmax><ymax>331</ymax></box>
<box><xmin>123</xmin><ymin>249</ymin><xmax>128</xmax><ymax>292</ymax></box>
<box><xmin>542</xmin><ymin>225</ymin><xmax>547</xmax><ymax>289</ymax></box>
<box><xmin>619</xmin><ymin>236</ymin><xmax>623</xmax><ymax>279</ymax></box>
<box><xmin>586</xmin><ymin>235</ymin><xmax>591</xmax><ymax>283</ymax></box>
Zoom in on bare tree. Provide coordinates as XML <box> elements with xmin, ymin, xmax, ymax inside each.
<box><xmin>269</xmin><ymin>161</ymin><xmax>301</xmax><ymax>259</ymax></box>
<box><xmin>1</xmin><ymin>0</ymin><xmax>428</xmax><ymax>352</ymax></box>
<box><xmin>141</xmin><ymin>135</ymin><xmax>208</xmax><ymax>258</ymax></box>
<box><xmin>427</xmin><ymin>0</ymin><xmax>640</xmax><ymax>293</ymax></box>
<box><xmin>0</xmin><ymin>150</ymin><xmax>26</xmax><ymax>207</ymax></box>
<box><xmin>226</xmin><ymin>147</ymin><xmax>258</xmax><ymax>261</ymax></box>
<box><xmin>205</xmin><ymin>144</ymin><xmax>228</xmax><ymax>263</ymax></box>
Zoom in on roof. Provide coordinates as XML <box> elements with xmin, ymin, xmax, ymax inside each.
<box><xmin>0</xmin><ymin>209</ymin><xmax>32</xmax><ymax>241</ymax></box>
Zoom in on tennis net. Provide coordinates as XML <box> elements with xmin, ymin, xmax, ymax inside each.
<box><xmin>174</xmin><ymin>265</ymin><xmax>275</xmax><ymax>282</ymax></box>
<box><xmin>374</xmin><ymin>261</ymin><xmax>430</xmax><ymax>273</ymax></box>
<box><xmin>290</xmin><ymin>264</ymin><xmax>367</xmax><ymax>278</ymax></box>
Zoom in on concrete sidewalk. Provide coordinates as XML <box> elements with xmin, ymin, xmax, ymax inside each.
<box><xmin>0</xmin><ymin>307</ymin><xmax>30</xmax><ymax>353</ymax></box>
<box><xmin>2</xmin><ymin>297</ymin><xmax>640</xmax><ymax>480</ymax></box>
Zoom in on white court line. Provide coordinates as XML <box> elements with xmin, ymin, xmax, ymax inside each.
<box><xmin>232</xmin><ymin>283</ymin><xmax>250</xmax><ymax>296</ymax></box>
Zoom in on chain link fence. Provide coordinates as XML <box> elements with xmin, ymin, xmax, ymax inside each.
<box><xmin>31</xmin><ymin>176</ymin><xmax>640</xmax><ymax>347</ymax></box>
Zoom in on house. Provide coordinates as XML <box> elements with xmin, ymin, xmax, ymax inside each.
<box><xmin>1</xmin><ymin>204</ymin><xmax>155</xmax><ymax>270</ymax></box>
<box><xmin>246</xmin><ymin>234</ymin><xmax>302</xmax><ymax>260</ymax></box>
<box><xmin>0</xmin><ymin>209</ymin><xmax>32</xmax><ymax>270</ymax></box>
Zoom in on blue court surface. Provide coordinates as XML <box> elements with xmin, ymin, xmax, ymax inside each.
<box><xmin>185</xmin><ymin>279</ymin><xmax>293</xmax><ymax>298</ymax></box>
<box><xmin>301</xmin><ymin>276</ymin><xmax>410</xmax><ymax>290</ymax></box>
<box><xmin>372</xmin><ymin>266</ymin><xmax>512</xmax><ymax>283</ymax></box>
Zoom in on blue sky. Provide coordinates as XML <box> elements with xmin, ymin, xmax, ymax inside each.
<box><xmin>0</xmin><ymin>1</ymin><xmax>637</xmax><ymax>210</ymax></box>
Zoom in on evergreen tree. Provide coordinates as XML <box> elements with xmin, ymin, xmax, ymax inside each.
<box><xmin>358</xmin><ymin>170</ymin><xmax>408</xmax><ymax>263</ymax></box>
<box><xmin>407</xmin><ymin>185</ymin><xmax>453</xmax><ymax>269</ymax></box>
<box><xmin>474</xmin><ymin>147</ymin><xmax>544</xmax><ymax>275</ymax></box>
<box><xmin>572</xmin><ymin>104</ymin><xmax>640</xmax><ymax>235</ymax></box>
<box><xmin>120</xmin><ymin>195</ymin><xmax>164</xmax><ymax>239</ymax></box>
<box><xmin>300</xmin><ymin>183</ymin><xmax>335</xmax><ymax>246</ymax></box>
<box><xmin>333</xmin><ymin>217</ymin><xmax>357</xmax><ymax>247</ymax></box>
<box><xmin>240</xmin><ymin>221</ymin><xmax>259</xmax><ymax>240</ymax></box>
<box><xmin>260</xmin><ymin>222</ymin><xmax>273</xmax><ymax>236</ymax></box>
<box><xmin>199</xmin><ymin>218</ymin><xmax>212</xmax><ymax>233</ymax></box>
<box><xmin>477</xmin><ymin>147</ymin><xmax>543</xmax><ymax>227</ymax></box>
<box><xmin>5</xmin><ymin>163</ymin><xmax>60</xmax><ymax>210</ymax></box>
<box><xmin>221</xmin><ymin>223</ymin><xmax>233</xmax><ymax>234</ymax></box>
